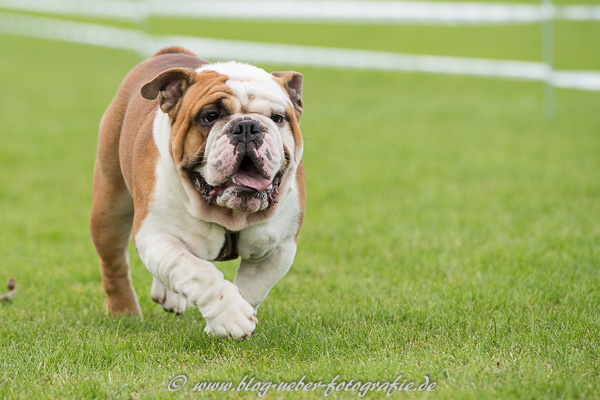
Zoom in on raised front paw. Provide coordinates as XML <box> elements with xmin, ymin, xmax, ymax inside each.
<box><xmin>202</xmin><ymin>282</ymin><xmax>257</xmax><ymax>340</ymax></box>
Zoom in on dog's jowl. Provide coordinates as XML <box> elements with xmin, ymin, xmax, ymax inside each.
<box><xmin>90</xmin><ymin>47</ymin><xmax>305</xmax><ymax>339</ymax></box>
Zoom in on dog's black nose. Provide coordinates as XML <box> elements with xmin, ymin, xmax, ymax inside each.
<box><xmin>231</xmin><ymin>120</ymin><xmax>263</xmax><ymax>146</ymax></box>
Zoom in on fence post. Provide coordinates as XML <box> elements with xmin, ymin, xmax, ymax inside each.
<box><xmin>136</xmin><ymin>0</ymin><xmax>152</xmax><ymax>57</ymax></box>
<box><xmin>541</xmin><ymin>0</ymin><xmax>556</xmax><ymax>121</ymax></box>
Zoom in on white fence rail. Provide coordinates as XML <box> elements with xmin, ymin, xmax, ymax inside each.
<box><xmin>1</xmin><ymin>12</ymin><xmax>598</xmax><ymax>92</ymax></box>
<box><xmin>1</xmin><ymin>0</ymin><xmax>599</xmax><ymax>23</ymax></box>
<box><xmin>1</xmin><ymin>0</ymin><xmax>599</xmax><ymax>96</ymax></box>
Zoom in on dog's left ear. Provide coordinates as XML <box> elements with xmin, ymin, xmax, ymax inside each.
<box><xmin>272</xmin><ymin>71</ymin><xmax>303</xmax><ymax>117</ymax></box>
<box><xmin>141</xmin><ymin>68</ymin><xmax>194</xmax><ymax>113</ymax></box>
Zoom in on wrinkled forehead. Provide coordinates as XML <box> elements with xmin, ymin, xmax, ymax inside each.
<box><xmin>197</xmin><ymin>62</ymin><xmax>291</xmax><ymax>111</ymax></box>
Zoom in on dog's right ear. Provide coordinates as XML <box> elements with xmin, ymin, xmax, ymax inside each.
<box><xmin>141</xmin><ymin>68</ymin><xmax>194</xmax><ymax>113</ymax></box>
<box><xmin>271</xmin><ymin>71</ymin><xmax>303</xmax><ymax>118</ymax></box>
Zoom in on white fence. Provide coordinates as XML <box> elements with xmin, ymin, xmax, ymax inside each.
<box><xmin>0</xmin><ymin>0</ymin><xmax>599</xmax><ymax>94</ymax></box>
<box><xmin>1</xmin><ymin>0</ymin><xmax>600</xmax><ymax>23</ymax></box>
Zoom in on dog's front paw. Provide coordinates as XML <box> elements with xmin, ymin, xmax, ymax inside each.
<box><xmin>151</xmin><ymin>278</ymin><xmax>188</xmax><ymax>315</ymax></box>
<box><xmin>202</xmin><ymin>282</ymin><xmax>257</xmax><ymax>340</ymax></box>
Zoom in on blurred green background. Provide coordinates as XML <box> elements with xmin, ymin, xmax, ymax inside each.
<box><xmin>1</xmin><ymin>2</ymin><xmax>599</xmax><ymax>399</ymax></box>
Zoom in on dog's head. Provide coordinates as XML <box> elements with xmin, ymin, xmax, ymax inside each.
<box><xmin>141</xmin><ymin>62</ymin><xmax>303</xmax><ymax>221</ymax></box>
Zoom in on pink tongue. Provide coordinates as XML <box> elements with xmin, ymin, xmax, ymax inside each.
<box><xmin>232</xmin><ymin>163</ymin><xmax>272</xmax><ymax>191</ymax></box>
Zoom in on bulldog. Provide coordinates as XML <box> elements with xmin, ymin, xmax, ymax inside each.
<box><xmin>90</xmin><ymin>46</ymin><xmax>305</xmax><ymax>339</ymax></box>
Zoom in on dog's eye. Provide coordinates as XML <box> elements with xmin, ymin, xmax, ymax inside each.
<box><xmin>202</xmin><ymin>112</ymin><xmax>220</xmax><ymax>124</ymax></box>
<box><xmin>270</xmin><ymin>113</ymin><xmax>284</xmax><ymax>124</ymax></box>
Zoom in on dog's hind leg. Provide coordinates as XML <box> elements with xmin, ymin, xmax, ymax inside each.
<box><xmin>90</xmin><ymin>165</ymin><xmax>140</xmax><ymax>315</ymax></box>
<box><xmin>90</xmin><ymin>106</ymin><xmax>141</xmax><ymax>315</ymax></box>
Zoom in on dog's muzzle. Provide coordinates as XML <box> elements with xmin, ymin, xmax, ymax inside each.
<box><xmin>230</xmin><ymin>119</ymin><xmax>264</xmax><ymax>152</ymax></box>
<box><xmin>185</xmin><ymin>117</ymin><xmax>284</xmax><ymax>212</ymax></box>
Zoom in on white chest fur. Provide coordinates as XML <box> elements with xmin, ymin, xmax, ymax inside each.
<box><xmin>136</xmin><ymin>156</ymin><xmax>300</xmax><ymax>264</ymax></box>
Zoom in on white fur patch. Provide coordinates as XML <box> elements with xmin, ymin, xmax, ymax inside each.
<box><xmin>198</xmin><ymin>62</ymin><xmax>292</xmax><ymax>111</ymax></box>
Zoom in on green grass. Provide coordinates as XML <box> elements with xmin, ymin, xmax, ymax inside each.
<box><xmin>1</xmin><ymin>17</ymin><xmax>600</xmax><ymax>400</ymax></box>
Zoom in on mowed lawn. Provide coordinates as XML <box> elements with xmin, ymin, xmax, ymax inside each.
<box><xmin>1</xmin><ymin>19</ymin><xmax>599</xmax><ymax>399</ymax></box>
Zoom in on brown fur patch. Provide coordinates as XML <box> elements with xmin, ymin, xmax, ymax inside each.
<box><xmin>287</xmin><ymin>104</ymin><xmax>304</xmax><ymax>148</ymax></box>
<box><xmin>294</xmin><ymin>160</ymin><xmax>306</xmax><ymax>243</ymax></box>
<box><xmin>131</xmin><ymin>116</ymin><xmax>160</xmax><ymax>237</ymax></box>
<box><xmin>170</xmin><ymin>71</ymin><xmax>233</xmax><ymax>168</ymax></box>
